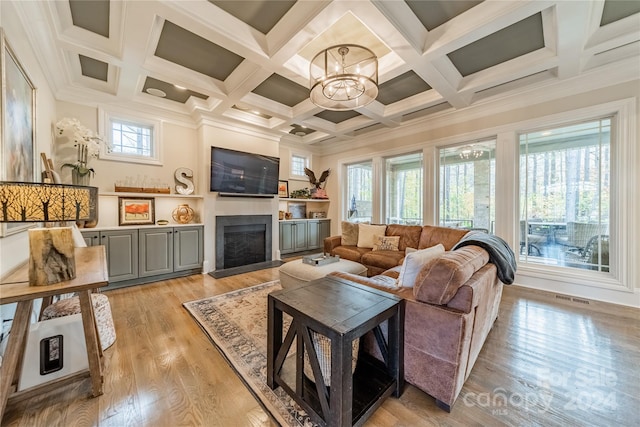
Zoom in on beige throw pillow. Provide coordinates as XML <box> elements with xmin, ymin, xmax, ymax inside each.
<box><xmin>397</xmin><ymin>244</ymin><xmax>445</xmax><ymax>288</ymax></box>
<box><xmin>357</xmin><ymin>224</ymin><xmax>387</xmax><ymax>248</ymax></box>
<box><xmin>341</xmin><ymin>221</ymin><xmax>360</xmax><ymax>246</ymax></box>
<box><xmin>372</xmin><ymin>235</ymin><xmax>400</xmax><ymax>251</ymax></box>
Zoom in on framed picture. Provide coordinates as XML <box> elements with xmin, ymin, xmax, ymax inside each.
<box><xmin>118</xmin><ymin>197</ymin><xmax>155</xmax><ymax>226</ymax></box>
<box><xmin>288</xmin><ymin>202</ymin><xmax>307</xmax><ymax>219</ymax></box>
<box><xmin>1</xmin><ymin>29</ymin><xmax>37</xmax><ymax>237</ymax></box>
<box><xmin>278</xmin><ymin>180</ymin><xmax>289</xmax><ymax>198</ymax></box>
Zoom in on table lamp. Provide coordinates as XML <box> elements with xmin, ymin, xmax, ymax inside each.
<box><xmin>0</xmin><ymin>182</ymin><xmax>98</xmax><ymax>286</ymax></box>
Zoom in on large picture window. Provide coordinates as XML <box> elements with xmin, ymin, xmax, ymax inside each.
<box><xmin>384</xmin><ymin>153</ymin><xmax>422</xmax><ymax>225</ymax></box>
<box><xmin>439</xmin><ymin>140</ymin><xmax>496</xmax><ymax>233</ymax></box>
<box><xmin>345</xmin><ymin>161</ymin><xmax>373</xmax><ymax>223</ymax></box>
<box><xmin>519</xmin><ymin>118</ymin><xmax>611</xmax><ymax>273</ymax></box>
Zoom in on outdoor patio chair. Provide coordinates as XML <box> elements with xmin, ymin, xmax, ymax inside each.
<box><xmin>556</xmin><ymin>222</ymin><xmax>609</xmax><ymax>254</ymax></box>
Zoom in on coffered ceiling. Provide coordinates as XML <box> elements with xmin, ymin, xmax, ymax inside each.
<box><xmin>12</xmin><ymin>1</ymin><xmax>640</xmax><ymax>149</ymax></box>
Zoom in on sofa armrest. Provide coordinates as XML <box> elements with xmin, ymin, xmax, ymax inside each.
<box><xmin>413</xmin><ymin>246</ymin><xmax>489</xmax><ymax>305</ymax></box>
<box><xmin>324</xmin><ymin>235</ymin><xmax>342</xmax><ymax>254</ymax></box>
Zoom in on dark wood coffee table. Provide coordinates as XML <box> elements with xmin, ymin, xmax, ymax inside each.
<box><xmin>267</xmin><ymin>275</ymin><xmax>404</xmax><ymax>427</ymax></box>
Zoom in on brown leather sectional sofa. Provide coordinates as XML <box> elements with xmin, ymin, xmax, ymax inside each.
<box><xmin>323</xmin><ymin>224</ymin><xmax>505</xmax><ymax>411</ymax></box>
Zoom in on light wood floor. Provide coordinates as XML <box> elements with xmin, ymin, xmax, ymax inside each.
<box><xmin>2</xmin><ymin>268</ymin><xmax>638</xmax><ymax>426</ymax></box>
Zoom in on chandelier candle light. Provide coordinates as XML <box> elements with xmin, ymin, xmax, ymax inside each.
<box><xmin>310</xmin><ymin>44</ymin><xmax>378</xmax><ymax>111</ymax></box>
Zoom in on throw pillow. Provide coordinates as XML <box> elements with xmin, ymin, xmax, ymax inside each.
<box><xmin>341</xmin><ymin>221</ymin><xmax>360</xmax><ymax>246</ymax></box>
<box><xmin>357</xmin><ymin>224</ymin><xmax>387</xmax><ymax>248</ymax></box>
<box><xmin>397</xmin><ymin>244</ymin><xmax>445</xmax><ymax>288</ymax></box>
<box><xmin>405</xmin><ymin>247</ymin><xmax>417</xmax><ymax>255</ymax></box>
<box><xmin>372</xmin><ymin>235</ymin><xmax>400</xmax><ymax>251</ymax></box>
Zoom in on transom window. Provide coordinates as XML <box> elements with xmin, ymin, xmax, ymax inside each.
<box><xmin>99</xmin><ymin>108</ymin><xmax>162</xmax><ymax>165</ymax></box>
<box><xmin>291</xmin><ymin>154</ymin><xmax>308</xmax><ymax>178</ymax></box>
<box><xmin>110</xmin><ymin>120</ymin><xmax>152</xmax><ymax>157</ymax></box>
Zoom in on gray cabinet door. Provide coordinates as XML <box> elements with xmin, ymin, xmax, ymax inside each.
<box><xmin>293</xmin><ymin>221</ymin><xmax>308</xmax><ymax>252</ymax></box>
<box><xmin>174</xmin><ymin>226</ymin><xmax>203</xmax><ymax>271</ymax></box>
<box><xmin>101</xmin><ymin>229</ymin><xmax>138</xmax><ymax>282</ymax></box>
<box><xmin>307</xmin><ymin>220</ymin><xmax>321</xmax><ymax>249</ymax></box>
<box><xmin>319</xmin><ymin>219</ymin><xmax>331</xmax><ymax>243</ymax></box>
<box><xmin>280</xmin><ymin>221</ymin><xmax>295</xmax><ymax>254</ymax></box>
<box><xmin>80</xmin><ymin>231</ymin><xmax>100</xmax><ymax>247</ymax></box>
<box><xmin>139</xmin><ymin>228</ymin><xmax>174</xmax><ymax>277</ymax></box>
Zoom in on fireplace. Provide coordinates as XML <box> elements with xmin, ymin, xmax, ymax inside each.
<box><xmin>215</xmin><ymin>215</ymin><xmax>272</xmax><ymax>271</ymax></box>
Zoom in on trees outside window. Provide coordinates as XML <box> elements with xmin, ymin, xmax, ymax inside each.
<box><xmin>345</xmin><ymin>161</ymin><xmax>373</xmax><ymax>223</ymax></box>
<box><xmin>439</xmin><ymin>140</ymin><xmax>496</xmax><ymax>233</ymax></box>
<box><xmin>519</xmin><ymin>118</ymin><xmax>611</xmax><ymax>272</ymax></box>
<box><xmin>384</xmin><ymin>153</ymin><xmax>422</xmax><ymax>225</ymax></box>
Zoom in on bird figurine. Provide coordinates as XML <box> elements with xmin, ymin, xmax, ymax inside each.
<box><xmin>304</xmin><ymin>167</ymin><xmax>331</xmax><ymax>198</ymax></box>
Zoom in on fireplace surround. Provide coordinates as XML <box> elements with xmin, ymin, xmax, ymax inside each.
<box><xmin>214</xmin><ymin>215</ymin><xmax>276</xmax><ymax>276</ymax></box>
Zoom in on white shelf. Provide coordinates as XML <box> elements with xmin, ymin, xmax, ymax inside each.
<box><xmin>279</xmin><ymin>198</ymin><xmax>330</xmax><ymax>203</ymax></box>
<box><xmin>100</xmin><ymin>192</ymin><xmax>203</xmax><ymax>199</ymax></box>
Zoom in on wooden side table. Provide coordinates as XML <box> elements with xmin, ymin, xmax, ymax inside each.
<box><xmin>0</xmin><ymin>246</ymin><xmax>109</xmax><ymax>420</ymax></box>
<box><xmin>267</xmin><ymin>275</ymin><xmax>404</xmax><ymax>427</ymax></box>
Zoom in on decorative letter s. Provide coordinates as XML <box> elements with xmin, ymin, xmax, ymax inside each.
<box><xmin>174</xmin><ymin>167</ymin><xmax>194</xmax><ymax>195</ymax></box>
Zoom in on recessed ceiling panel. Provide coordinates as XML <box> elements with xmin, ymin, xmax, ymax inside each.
<box><xmin>69</xmin><ymin>0</ymin><xmax>110</xmax><ymax>37</ymax></box>
<box><xmin>155</xmin><ymin>20</ymin><xmax>244</xmax><ymax>81</ymax></box>
<box><xmin>447</xmin><ymin>12</ymin><xmax>544</xmax><ymax>77</ymax></box>
<box><xmin>289</xmin><ymin>125</ymin><xmax>316</xmax><ymax>136</ymax></box>
<box><xmin>252</xmin><ymin>74</ymin><xmax>309</xmax><ymax>107</ymax></box>
<box><xmin>232</xmin><ymin>105</ymin><xmax>272</xmax><ymax>119</ymax></box>
<box><xmin>600</xmin><ymin>0</ymin><xmax>640</xmax><ymax>26</ymax></box>
<box><xmin>315</xmin><ymin>110</ymin><xmax>361</xmax><ymax>123</ymax></box>
<box><xmin>377</xmin><ymin>71</ymin><xmax>431</xmax><ymax>105</ymax></box>
<box><xmin>405</xmin><ymin>0</ymin><xmax>482</xmax><ymax>31</ymax></box>
<box><xmin>142</xmin><ymin>77</ymin><xmax>209</xmax><ymax>103</ymax></box>
<box><xmin>209</xmin><ymin>0</ymin><xmax>296</xmax><ymax>34</ymax></box>
<box><xmin>298</xmin><ymin>12</ymin><xmax>391</xmax><ymax>62</ymax></box>
<box><xmin>79</xmin><ymin>55</ymin><xmax>108</xmax><ymax>82</ymax></box>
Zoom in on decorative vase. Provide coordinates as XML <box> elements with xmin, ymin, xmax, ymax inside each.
<box><xmin>72</xmin><ymin>169</ymin><xmax>90</xmax><ymax>186</ymax></box>
<box><xmin>172</xmin><ymin>204</ymin><xmax>194</xmax><ymax>224</ymax></box>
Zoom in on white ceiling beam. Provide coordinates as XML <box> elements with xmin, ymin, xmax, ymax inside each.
<box><xmin>551</xmin><ymin>1</ymin><xmax>593</xmax><ymax>79</ymax></box>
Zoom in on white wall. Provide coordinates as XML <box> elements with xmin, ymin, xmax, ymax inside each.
<box><xmin>0</xmin><ymin>3</ymin><xmax>58</xmax><ymax>278</ymax></box>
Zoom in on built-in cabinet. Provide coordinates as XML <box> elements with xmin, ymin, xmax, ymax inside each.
<box><xmin>278</xmin><ymin>198</ymin><xmax>331</xmax><ymax>255</ymax></box>
<box><xmin>279</xmin><ymin>219</ymin><xmax>331</xmax><ymax>255</ymax></box>
<box><xmin>81</xmin><ymin>225</ymin><xmax>203</xmax><ymax>288</ymax></box>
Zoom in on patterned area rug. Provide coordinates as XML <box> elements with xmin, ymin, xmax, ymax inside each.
<box><xmin>183</xmin><ymin>281</ymin><xmax>316</xmax><ymax>427</ymax></box>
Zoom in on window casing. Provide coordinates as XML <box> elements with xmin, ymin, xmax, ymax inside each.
<box><xmin>439</xmin><ymin>140</ymin><xmax>496</xmax><ymax>233</ymax></box>
<box><xmin>99</xmin><ymin>109</ymin><xmax>162</xmax><ymax>165</ymax></box>
<box><xmin>290</xmin><ymin>154</ymin><xmax>309</xmax><ymax>179</ymax></box>
<box><xmin>519</xmin><ymin>118</ymin><xmax>612</xmax><ymax>273</ymax></box>
<box><xmin>384</xmin><ymin>153</ymin><xmax>423</xmax><ymax>225</ymax></box>
<box><xmin>345</xmin><ymin>161</ymin><xmax>373</xmax><ymax>223</ymax></box>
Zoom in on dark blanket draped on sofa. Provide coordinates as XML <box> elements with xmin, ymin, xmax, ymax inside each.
<box><xmin>452</xmin><ymin>232</ymin><xmax>517</xmax><ymax>284</ymax></box>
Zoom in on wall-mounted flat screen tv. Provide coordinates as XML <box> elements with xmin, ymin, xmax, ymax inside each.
<box><xmin>210</xmin><ymin>146</ymin><xmax>280</xmax><ymax>196</ymax></box>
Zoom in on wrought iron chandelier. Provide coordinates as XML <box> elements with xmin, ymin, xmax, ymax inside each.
<box><xmin>309</xmin><ymin>45</ymin><xmax>378</xmax><ymax>111</ymax></box>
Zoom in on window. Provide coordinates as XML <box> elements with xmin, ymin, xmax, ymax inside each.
<box><xmin>110</xmin><ymin>120</ymin><xmax>152</xmax><ymax>157</ymax></box>
<box><xmin>345</xmin><ymin>161</ymin><xmax>373</xmax><ymax>222</ymax></box>
<box><xmin>519</xmin><ymin>118</ymin><xmax>611</xmax><ymax>273</ymax></box>
<box><xmin>290</xmin><ymin>154</ymin><xmax>308</xmax><ymax>178</ymax></box>
<box><xmin>439</xmin><ymin>140</ymin><xmax>496</xmax><ymax>233</ymax></box>
<box><xmin>99</xmin><ymin>109</ymin><xmax>162</xmax><ymax>165</ymax></box>
<box><xmin>384</xmin><ymin>153</ymin><xmax>422</xmax><ymax>225</ymax></box>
